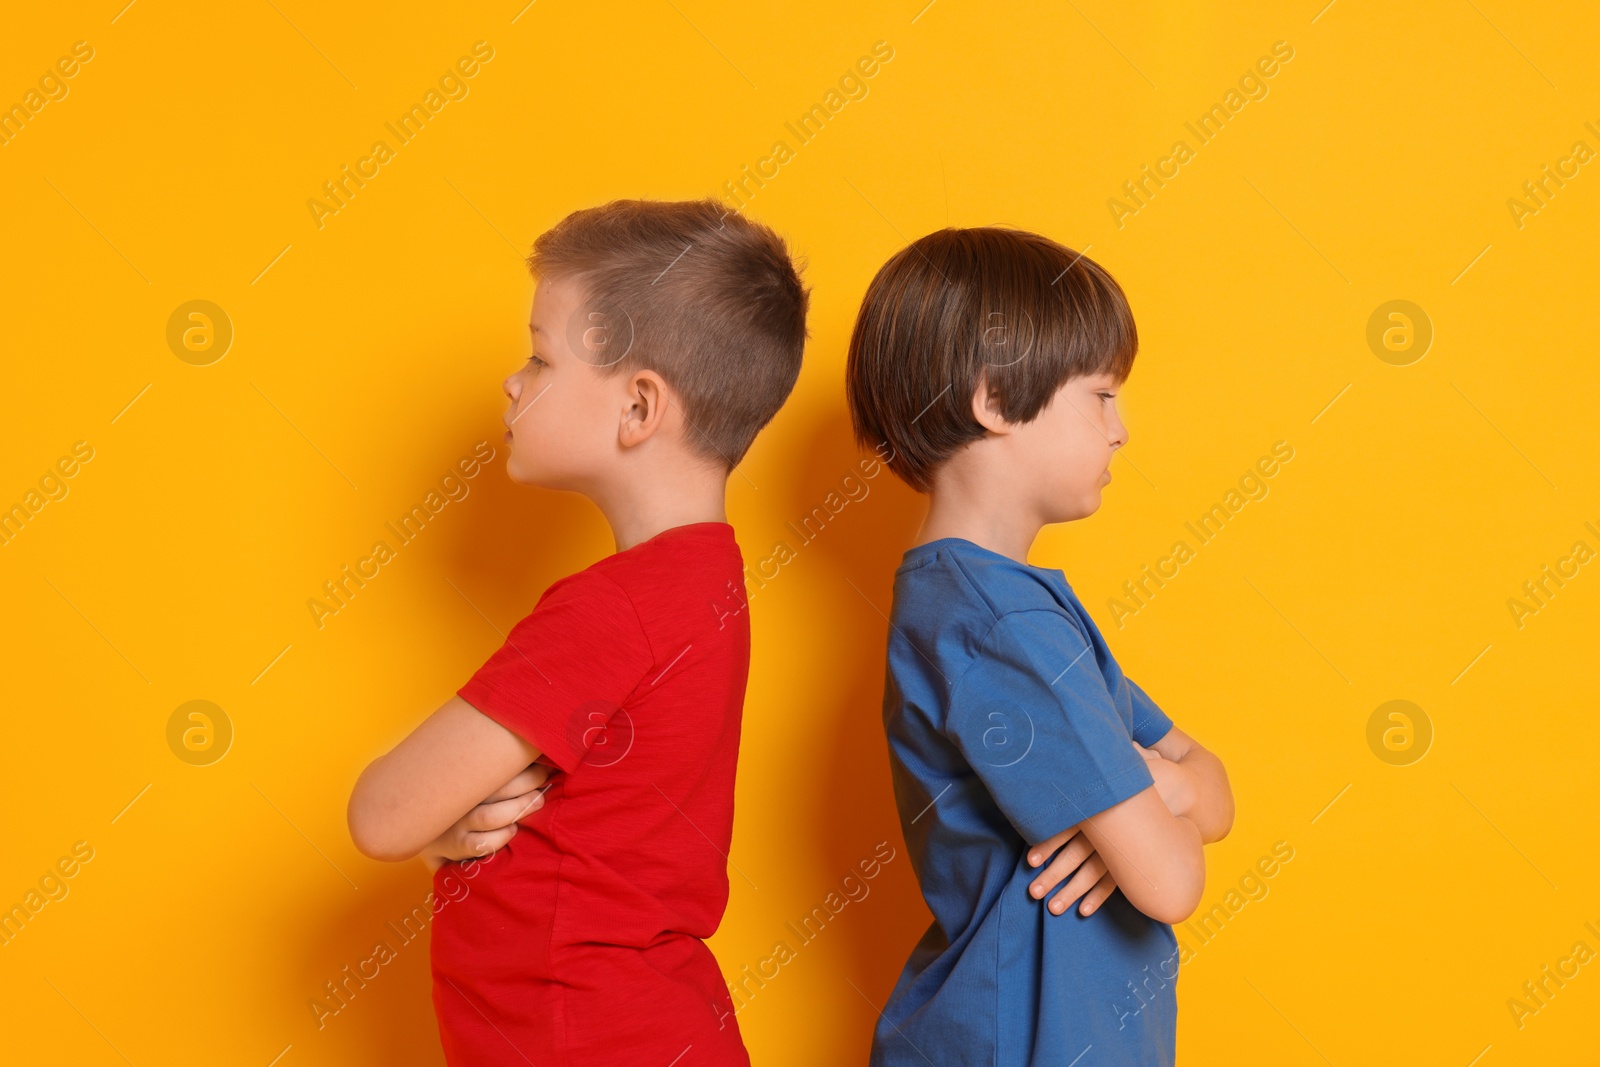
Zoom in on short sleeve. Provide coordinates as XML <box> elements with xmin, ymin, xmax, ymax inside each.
<box><xmin>944</xmin><ymin>610</ymin><xmax>1154</xmax><ymax>843</ymax></box>
<box><xmin>456</xmin><ymin>570</ymin><xmax>653</xmax><ymax>773</ymax></box>
<box><xmin>1126</xmin><ymin>676</ymin><xmax>1175</xmax><ymax>747</ymax></box>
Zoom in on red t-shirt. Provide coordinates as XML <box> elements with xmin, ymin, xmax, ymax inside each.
<box><xmin>432</xmin><ymin>522</ymin><xmax>753</xmax><ymax>1066</ymax></box>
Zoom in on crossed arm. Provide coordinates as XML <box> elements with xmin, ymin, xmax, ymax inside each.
<box><xmin>1024</xmin><ymin>724</ymin><xmax>1233</xmax><ymax>925</ymax></box>
<box><xmin>347</xmin><ymin>695</ymin><xmax>554</xmax><ymax>868</ymax></box>
<box><xmin>353</xmin><ymin>696</ymin><xmax>1231</xmax><ymax>920</ymax></box>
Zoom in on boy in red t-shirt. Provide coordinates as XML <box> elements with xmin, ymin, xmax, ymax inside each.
<box><xmin>348</xmin><ymin>199</ymin><xmax>810</xmax><ymax>1065</ymax></box>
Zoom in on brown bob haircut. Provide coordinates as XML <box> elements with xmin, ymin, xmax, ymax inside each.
<box><xmin>528</xmin><ymin>198</ymin><xmax>810</xmax><ymax>469</ymax></box>
<box><xmin>845</xmin><ymin>227</ymin><xmax>1138</xmax><ymax>493</ymax></box>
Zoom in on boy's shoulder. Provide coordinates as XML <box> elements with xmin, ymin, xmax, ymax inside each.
<box><xmin>574</xmin><ymin>521</ymin><xmax>746</xmax><ymax>641</ymax></box>
<box><xmin>556</xmin><ymin>522</ymin><xmax>740</xmax><ymax>589</ymax></box>
<box><xmin>891</xmin><ymin>539</ymin><xmax>1087</xmax><ymax>663</ymax></box>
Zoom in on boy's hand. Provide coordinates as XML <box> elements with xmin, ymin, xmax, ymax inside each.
<box><xmin>420</xmin><ymin>763</ymin><xmax>553</xmax><ymax>872</ymax></box>
<box><xmin>1135</xmin><ymin>741</ymin><xmax>1198</xmax><ymax>819</ymax></box>
<box><xmin>1026</xmin><ymin>824</ymin><xmax>1118</xmax><ymax>917</ymax></box>
<box><xmin>1026</xmin><ymin>741</ymin><xmax>1196</xmax><ymax>916</ymax></box>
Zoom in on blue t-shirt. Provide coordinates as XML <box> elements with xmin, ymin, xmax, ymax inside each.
<box><xmin>870</xmin><ymin>537</ymin><xmax>1180</xmax><ymax>1067</ymax></box>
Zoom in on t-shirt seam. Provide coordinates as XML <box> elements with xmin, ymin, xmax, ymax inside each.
<box><xmin>980</xmin><ymin>761</ymin><xmax>1152</xmax><ymax>864</ymax></box>
<box><xmin>1141</xmin><ymin>720</ymin><xmax>1175</xmax><ymax>746</ymax></box>
<box><xmin>894</xmin><ymin>552</ymin><xmax>939</xmax><ymax>577</ymax></box>
<box><xmin>457</xmin><ymin>568</ymin><xmax>654</xmax><ymax>774</ymax></box>
<box><xmin>940</xmin><ymin>547</ymin><xmax>1010</xmax><ymax>633</ymax></box>
<box><xmin>992</xmin><ymin>890</ymin><xmax>1003</xmax><ymax>1064</ymax></box>
<box><xmin>937</xmin><ymin>543</ymin><xmax>1079</xmax><ymax>618</ymax></box>
<box><xmin>587</xmin><ymin>568</ymin><xmax>660</xmax><ymax>680</ymax></box>
<box><xmin>1130</xmin><ymin>680</ymin><xmax>1174</xmax><ymax>740</ymax></box>
<box><xmin>1040</xmin><ymin>759</ymin><xmax>1150</xmax><ymax>810</ymax></box>
<box><xmin>551</xmin><ymin>837</ymin><xmax>570</xmax><ymax>1056</ymax></box>
<box><xmin>944</xmin><ymin>607</ymin><xmax>1094</xmax><ymax>702</ymax></box>
<box><xmin>934</xmin><ymin>551</ymin><xmax>1093</xmax><ymax>685</ymax></box>
<box><xmin>1134</xmin><ymin>707</ymin><xmax>1166</xmax><ymax>737</ymax></box>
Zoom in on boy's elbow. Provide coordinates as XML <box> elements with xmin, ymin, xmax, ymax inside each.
<box><xmin>1145</xmin><ymin>823</ymin><xmax>1208</xmax><ymax>924</ymax></box>
<box><xmin>1136</xmin><ymin>877</ymin><xmax>1204</xmax><ymax>925</ymax></box>
<box><xmin>1206</xmin><ymin>756</ymin><xmax>1236</xmax><ymax>842</ymax></box>
<box><xmin>1198</xmin><ymin>796</ymin><xmax>1235</xmax><ymax>844</ymax></box>
<box><xmin>349</xmin><ymin>811</ymin><xmax>419</xmax><ymax>863</ymax></box>
<box><xmin>1214</xmin><ymin>801</ymin><xmax>1236</xmax><ymax>842</ymax></box>
<box><xmin>347</xmin><ymin>797</ymin><xmax>388</xmax><ymax>861</ymax></box>
<box><xmin>1130</xmin><ymin>861</ymin><xmax>1204</xmax><ymax>924</ymax></box>
<box><xmin>348</xmin><ymin>773</ymin><xmax>417</xmax><ymax>863</ymax></box>
<box><xmin>349</xmin><ymin>811</ymin><xmax>398</xmax><ymax>862</ymax></box>
<box><xmin>1149</xmin><ymin>878</ymin><xmax>1206</xmax><ymax>925</ymax></box>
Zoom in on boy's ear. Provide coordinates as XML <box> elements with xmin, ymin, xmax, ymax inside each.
<box><xmin>969</xmin><ymin>371</ymin><xmax>1013</xmax><ymax>435</ymax></box>
<box><xmin>618</xmin><ymin>369</ymin><xmax>670</xmax><ymax>449</ymax></box>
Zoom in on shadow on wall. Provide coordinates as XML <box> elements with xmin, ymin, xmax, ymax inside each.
<box><xmin>775</xmin><ymin>404</ymin><xmax>936</xmax><ymax>1059</ymax></box>
<box><xmin>289</xmin><ymin>864</ymin><xmax>455</xmax><ymax>1064</ymax></box>
<box><xmin>304</xmin><ymin>404</ymin><xmax>605</xmax><ymax>1065</ymax></box>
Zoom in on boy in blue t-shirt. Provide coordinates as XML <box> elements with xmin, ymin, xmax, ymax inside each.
<box><xmin>845</xmin><ymin>227</ymin><xmax>1235</xmax><ymax>1065</ymax></box>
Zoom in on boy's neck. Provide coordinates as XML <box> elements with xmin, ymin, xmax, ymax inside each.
<box><xmin>588</xmin><ymin>465</ymin><xmax>730</xmax><ymax>554</ymax></box>
<box><xmin>915</xmin><ymin>494</ymin><xmax>1041</xmax><ymax>565</ymax></box>
<box><xmin>914</xmin><ymin>454</ymin><xmax>1044</xmax><ymax>565</ymax></box>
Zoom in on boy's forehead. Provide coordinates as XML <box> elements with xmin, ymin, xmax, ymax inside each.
<box><xmin>528</xmin><ymin>294</ymin><xmax>554</xmax><ymax>335</ymax></box>
<box><xmin>530</xmin><ymin>275</ymin><xmax>583</xmax><ymax>331</ymax></box>
<box><xmin>1073</xmin><ymin>370</ymin><xmax>1120</xmax><ymax>386</ymax></box>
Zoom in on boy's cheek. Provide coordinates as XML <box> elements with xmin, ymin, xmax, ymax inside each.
<box><xmin>508</xmin><ymin>429</ymin><xmax>569</xmax><ymax>486</ymax></box>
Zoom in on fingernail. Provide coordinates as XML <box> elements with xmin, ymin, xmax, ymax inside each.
<box><xmin>1031</xmin><ymin>884</ymin><xmax>1042</xmax><ymax>898</ymax></box>
<box><xmin>1028</xmin><ymin>853</ymin><xmax>1039</xmax><ymax>866</ymax></box>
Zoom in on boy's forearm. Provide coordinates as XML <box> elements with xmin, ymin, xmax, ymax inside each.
<box><xmin>1082</xmin><ymin>790</ymin><xmax>1207</xmax><ymax>925</ymax></box>
<box><xmin>1129</xmin><ymin>809</ymin><xmax>1206</xmax><ymax>925</ymax></box>
<box><xmin>1166</xmin><ymin>813</ymin><xmax>1206</xmax><ymax>921</ymax></box>
<box><xmin>1174</xmin><ymin>747</ymin><xmax>1233</xmax><ymax>843</ymax></box>
<box><xmin>349</xmin><ymin>757</ymin><xmax>434</xmax><ymax>862</ymax></box>
<box><xmin>351</xmin><ymin>756</ymin><xmax>492</xmax><ymax>863</ymax></box>
<box><xmin>348</xmin><ymin>696</ymin><xmax>540</xmax><ymax>862</ymax></box>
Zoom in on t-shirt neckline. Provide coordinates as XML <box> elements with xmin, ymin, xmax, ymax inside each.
<box><xmin>899</xmin><ymin>536</ymin><xmax>1059</xmax><ymax>576</ymax></box>
<box><xmin>629</xmin><ymin>520</ymin><xmax>733</xmax><ymax>551</ymax></box>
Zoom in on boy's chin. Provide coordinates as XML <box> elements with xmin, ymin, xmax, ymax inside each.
<box><xmin>504</xmin><ymin>456</ymin><xmax>547</xmax><ymax>488</ymax></box>
<box><xmin>1046</xmin><ymin>490</ymin><xmax>1102</xmax><ymax>524</ymax></box>
<box><xmin>506</xmin><ymin>457</ymin><xmax>583</xmax><ymax>494</ymax></box>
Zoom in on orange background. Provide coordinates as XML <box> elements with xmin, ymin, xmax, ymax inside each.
<box><xmin>3</xmin><ymin>1</ymin><xmax>1598</xmax><ymax>1063</ymax></box>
